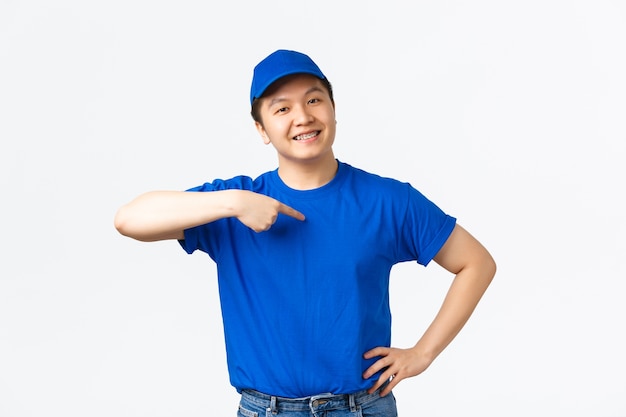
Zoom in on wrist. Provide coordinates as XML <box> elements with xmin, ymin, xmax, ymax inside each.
<box><xmin>411</xmin><ymin>343</ymin><xmax>439</xmax><ymax>364</ymax></box>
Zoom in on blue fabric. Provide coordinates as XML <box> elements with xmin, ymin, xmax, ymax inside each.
<box><xmin>250</xmin><ymin>49</ymin><xmax>326</xmax><ymax>105</ymax></box>
<box><xmin>179</xmin><ymin>161</ymin><xmax>456</xmax><ymax>398</ymax></box>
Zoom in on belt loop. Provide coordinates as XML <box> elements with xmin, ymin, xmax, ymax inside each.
<box><xmin>268</xmin><ymin>395</ymin><xmax>278</xmax><ymax>415</ymax></box>
<box><xmin>348</xmin><ymin>393</ymin><xmax>357</xmax><ymax>412</ymax></box>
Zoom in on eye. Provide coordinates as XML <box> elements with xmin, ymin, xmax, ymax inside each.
<box><xmin>308</xmin><ymin>98</ymin><xmax>320</xmax><ymax>104</ymax></box>
<box><xmin>274</xmin><ymin>107</ymin><xmax>288</xmax><ymax>114</ymax></box>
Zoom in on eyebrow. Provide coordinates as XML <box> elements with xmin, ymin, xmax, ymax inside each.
<box><xmin>268</xmin><ymin>86</ymin><xmax>325</xmax><ymax>107</ymax></box>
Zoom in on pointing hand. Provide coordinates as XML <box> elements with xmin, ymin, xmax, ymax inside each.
<box><xmin>233</xmin><ymin>190</ymin><xmax>305</xmax><ymax>232</ymax></box>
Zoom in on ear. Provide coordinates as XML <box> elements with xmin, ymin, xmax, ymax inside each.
<box><xmin>255</xmin><ymin>121</ymin><xmax>271</xmax><ymax>145</ymax></box>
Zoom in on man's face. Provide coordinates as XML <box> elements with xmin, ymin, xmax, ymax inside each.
<box><xmin>255</xmin><ymin>74</ymin><xmax>336</xmax><ymax>167</ymax></box>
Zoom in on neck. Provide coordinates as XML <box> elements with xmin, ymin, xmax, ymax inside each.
<box><xmin>277</xmin><ymin>154</ymin><xmax>338</xmax><ymax>190</ymax></box>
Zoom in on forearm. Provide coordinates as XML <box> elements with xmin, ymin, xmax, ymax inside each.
<box><xmin>363</xmin><ymin>259</ymin><xmax>494</xmax><ymax>396</ymax></box>
<box><xmin>114</xmin><ymin>189</ymin><xmax>239</xmax><ymax>242</ymax></box>
<box><xmin>414</xmin><ymin>257</ymin><xmax>495</xmax><ymax>361</ymax></box>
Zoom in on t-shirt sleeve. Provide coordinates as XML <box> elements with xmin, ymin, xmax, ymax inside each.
<box><xmin>398</xmin><ymin>184</ymin><xmax>457</xmax><ymax>266</ymax></box>
<box><xmin>177</xmin><ymin>175</ymin><xmax>254</xmax><ymax>257</ymax></box>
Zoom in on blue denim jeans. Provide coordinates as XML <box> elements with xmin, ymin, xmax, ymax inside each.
<box><xmin>237</xmin><ymin>384</ymin><xmax>397</xmax><ymax>417</ymax></box>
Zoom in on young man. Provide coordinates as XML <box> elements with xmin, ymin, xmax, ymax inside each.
<box><xmin>114</xmin><ymin>49</ymin><xmax>496</xmax><ymax>416</ymax></box>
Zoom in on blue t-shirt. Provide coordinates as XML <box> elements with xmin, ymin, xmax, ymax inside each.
<box><xmin>180</xmin><ymin>161</ymin><xmax>456</xmax><ymax>398</ymax></box>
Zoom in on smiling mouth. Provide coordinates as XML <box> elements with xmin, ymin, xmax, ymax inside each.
<box><xmin>293</xmin><ymin>131</ymin><xmax>320</xmax><ymax>141</ymax></box>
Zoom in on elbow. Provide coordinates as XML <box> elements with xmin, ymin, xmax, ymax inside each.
<box><xmin>113</xmin><ymin>205</ymin><xmax>174</xmax><ymax>242</ymax></box>
<box><xmin>484</xmin><ymin>252</ymin><xmax>497</xmax><ymax>283</ymax></box>
<box><xmin>113</xmin><ymin>206</ymin><xmax>134</xmax><ymax>238</ymax></box>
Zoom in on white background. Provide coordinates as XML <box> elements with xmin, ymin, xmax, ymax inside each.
<box><xmin>1</xmin><ymin>1</ymin><xmax>625</xmax><ymax>416</ymax></box>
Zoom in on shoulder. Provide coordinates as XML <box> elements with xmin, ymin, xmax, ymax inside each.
<box><xmin>340</xmin><ymin>162</ymin><xmax>444</xmax><ymax>213</ymax></box>
<box><xmin>341</xmin><ymin>161</ymin><xmax>411</xmax><ymax>193</ymax></box>
<box><xmin>186</xmin><ymin>171</ymin><xmax>274</xmax><ymax>192</ymax></box>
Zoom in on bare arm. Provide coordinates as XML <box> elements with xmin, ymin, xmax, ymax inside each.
<box><xmin>363</xmin><ymin>224</ymin><xmax>496</xmax><ymax>396</ymax></box>
<box><xmin>114</xmin><ymin>189</ymin><xmax>305</xmax><ymax>242</ymax></box>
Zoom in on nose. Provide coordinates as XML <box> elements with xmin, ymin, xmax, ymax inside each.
<box><xmin>293</xmin><ymin>104</ymin><xmax>314</xmax><ymax>125</ymax></box>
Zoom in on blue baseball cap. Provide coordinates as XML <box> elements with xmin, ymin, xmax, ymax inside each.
<box><xmin>250</xmin><ymin>49</ymin><xmax>326</xmax><ymax>105</ymax></box>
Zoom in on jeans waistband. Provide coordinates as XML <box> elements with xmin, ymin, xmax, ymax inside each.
<box><xmin>240</xmin><ymin>382</ymin><xmax>389</xmax><ymax>414</ymax></box>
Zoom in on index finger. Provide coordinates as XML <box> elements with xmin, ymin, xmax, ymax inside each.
<box><xmin>278</xmin><ymin>203</ymin><xmax>305</xmax><ymax>221</ymax></box>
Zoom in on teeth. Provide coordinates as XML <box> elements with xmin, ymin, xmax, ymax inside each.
<box><xmin>294</xmin><ymin>131</ymin><xmax>319</xmax><ymax>141</ymax></box>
